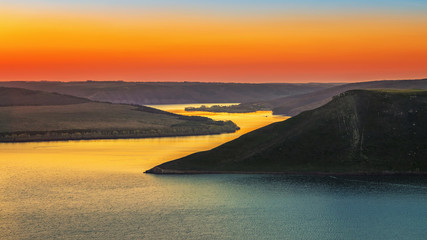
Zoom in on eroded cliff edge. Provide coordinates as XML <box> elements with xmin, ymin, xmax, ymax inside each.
<box><xmin>146</xmin><ymin>89</ymin><xmax>427</xmax><ymax>174</ymax></box>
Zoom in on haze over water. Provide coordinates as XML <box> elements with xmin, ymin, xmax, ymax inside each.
<box><xmin>1</xmin><ymin>105</ymin><xmax>426</xmax><ymax>239</ymax></box>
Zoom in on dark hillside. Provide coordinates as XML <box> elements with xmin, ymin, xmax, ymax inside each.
<box><xmin>268</xmin><ymin>79</ymin><xmax>427</xmax><ymax>116</ymax></box>
<box><xmin>0</xmin><ymin>87</ymin><xmax>89</xmax><ymax>106</ymax></box>
<box><xmin>147</xmin><ymin>89</ymin><xmax>427</xmax><ymax>174</ymax></box>
<box><xmin>0</xmin><ymin>88</ymin><xmax>239</xmax><ymax>142</ymax></box>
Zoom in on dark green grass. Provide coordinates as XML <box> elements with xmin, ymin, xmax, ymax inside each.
<box><xmin>148</xmin><ymin>89</ymin><xmax>427</xmax><ymax>174</ymax></box>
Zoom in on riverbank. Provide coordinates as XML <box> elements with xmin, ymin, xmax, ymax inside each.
<box><xmin>0</xmin><ymin>103</ymin><xmax>239</xmax><ymax>143</ymax></box>
<box><xmin>0</xmin><ymin>125</ymin><xmax>239</xmax><ymax>143</ymax></box>
<box><xmin>145</xmin><ymin>166</ymin><xmax>427</xmax><ymax>176</ymax></box>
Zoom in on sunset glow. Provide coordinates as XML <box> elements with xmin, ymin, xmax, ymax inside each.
<box><xmin>1</xmin><ymin>1</ymin><xmax>427</xmax><ymax>82</ymax></box>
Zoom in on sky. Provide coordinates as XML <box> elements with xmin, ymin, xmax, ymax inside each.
<box><xmin>1</xmin><ymin>0</ymin><xmax>427</xmax><ymax>83</ymax></box>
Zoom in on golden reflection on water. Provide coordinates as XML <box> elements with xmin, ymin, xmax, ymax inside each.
<box><xmin>0</xmin><ymin>104</ymin><xmax>288</xmax><ymax>238</ymax></box>
<box><xmin>0</xmin><ymin>104</ymin><xmax>288</xmax><ymax>174</ymax></box>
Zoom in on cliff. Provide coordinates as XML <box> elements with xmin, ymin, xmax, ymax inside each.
<box><xmin>146</xmin><ymin>89</ymin><xmax>427</xmax><ymax>174</ymax></box>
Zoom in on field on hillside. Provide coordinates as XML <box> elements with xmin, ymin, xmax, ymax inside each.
<box><xmin>0</xmin><ymin>102</ymin><xmax>238</xmax><ymax>142</ymax></box>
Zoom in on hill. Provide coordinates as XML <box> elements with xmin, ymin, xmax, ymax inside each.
<box><xmin>0</xmin><ymin>81</ymin><xmax>337</xmax><ymax>105</ymax></box>
<box><xmin>268</xmin><ymin>78</ymin><xmax>427</xmax><ymax>116</ymax></box>
<box><xmin>0</xmin><ymin>87</ymin><xmax>89</xmax><ymax>106</ymax></box>
<box><xmin>0</xmin><ymin>88</ymin><xmax>238</xmax><ymax>142</ymax></box>
<box><xmin>190</xmin><ymin>79</ymin><xmax>427</xmax><ymax>115</ymax></box>
<box><xmin>146</xmin><ymin>89</ymin><xmax>427</xmax><ymax>174</ymax></box>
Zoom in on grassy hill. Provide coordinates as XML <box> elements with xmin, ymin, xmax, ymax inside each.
<box><xmin>146</xmin><ymin>89</ymin><xmax>427</xmax><ymax>174</ymax></box>
<box><xmin>0</xmin><ymin>81</ymin><xmax>337</xmax><ymax>105</ymax></box>
<box><xmin>0</xmin><ymin>88</ymin><xmax>238</xmax><ymax>142</ymax></box>
<box><xmin>211</xmin><ymin>79</ymin><xmax>427</xmax><ymax>115</ymax></box>
<box><xmin>269</xmin><ymin>78</ymin><xmax>427</xmax><ymax>116</ymax></box>
<box><xmin>0</xmin><ymin>87</ymin><xmax>89</xmax><ymax>106</ymax></box>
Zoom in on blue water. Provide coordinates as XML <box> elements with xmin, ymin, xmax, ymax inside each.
<box><xmin>1</xmin><ymin>108</ymin><xmax>426</xmax><ymax>239</ymax></box>
<box><xmin>2</xmin><ymin>173</ymin><xmax>426</xmax><ymax>240</ymax></box>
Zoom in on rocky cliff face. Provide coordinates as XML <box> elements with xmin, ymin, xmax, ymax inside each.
<box><xmin>147</xmin><ymin>89</ymin><xmax>427</xmax><ymax>174</ymax></box>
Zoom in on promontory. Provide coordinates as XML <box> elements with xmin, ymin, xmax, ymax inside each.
<box><xmin>146</xmin><ymin>89</ymin><xmax>427</xmax><ymax>174</ymax></box>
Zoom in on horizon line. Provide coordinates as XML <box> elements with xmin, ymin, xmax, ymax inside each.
<box><xmin>1</xmin><ymin>77</ymin><xmax>426</xmax><ymax>84</ymax></box>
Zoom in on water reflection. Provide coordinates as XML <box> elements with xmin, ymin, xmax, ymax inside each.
<box><xmin>1</xmin><ymin>105</ymin><xmax>426</xmax><ymax>240</ymax></box>
<box><xmin>0</xmin><ymin>104</ymin><xmax>288</xmax><ymax>173</ymax></box>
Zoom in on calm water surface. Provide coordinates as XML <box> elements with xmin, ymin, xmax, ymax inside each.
<box><xmin>1</xmin><ymin>104</ymin><xmax>426</xmax><ymax>239</ymax></box>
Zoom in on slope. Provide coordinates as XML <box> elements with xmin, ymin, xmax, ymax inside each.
<box><xmin>0</xmin><ymin>88</ymin><xmax>238</xmax><ymax>142</ymax></box>
<box><xmin>269</xmin><ymin>78</ymin><xmax>427</xmax><ymax>116</ymax></box>
<box><xmin>147</xmin><ymin>89</ymin><xmax>427</xmax><ymax>174</ymax></box>
<box><xmin>0</xmin><ymin>87</ymin><xmax>89</xmax><ymax>106</ymax></box>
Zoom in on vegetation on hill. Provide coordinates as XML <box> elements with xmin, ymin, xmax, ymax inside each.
<box><xmin>0</xmin><ymin>87</ymin><xmax>89</xmax><ymax>106</ymax></box>
<box><xmin>0</xmin><ymin>88</ymin><xmax>239</xmax><ymax>142</ymax></box>
<box><xmin>185</xmin><ymin>104</ymin><xmax>269</xmax><ymax>113</ymax></box>
<box><xmin>210</xmin><ymin>79</ymin><xmax>427</xmax><ymax>115</ymax></box>
<box><xmin>269</xmin><ymin>78</ymin><xmax>427</xmax><ymax>116</ymax></box>
<box><xmin>146</xmin><ymin>89</ymin><xmax>427</xmax><ymax>174</ymax></box>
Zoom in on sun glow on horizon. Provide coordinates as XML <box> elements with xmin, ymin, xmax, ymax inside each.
<box><xmin>1</xmin><ymin>2</ymin><xmax>427</xmax><ymax>82</ymax></box>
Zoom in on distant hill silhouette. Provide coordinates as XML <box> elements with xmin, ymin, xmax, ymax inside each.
<box><xmin>0</xmin><ymin>87</ymin><xmax>89</xmax><ymax>106</ymax></box>
<box><xmin>147</xmin><ymin>89</ymin><xmax>427</xmax><ymax>174</ymax></box>
<box><xmin>0</xmin><ymin>81</ymin><xmax>337</xmax><ymax>105</ymax></box>
<box><xmin>265</xmin><ymin>79</ymin><xmax>427</xmax><ymax>116</ymax></box>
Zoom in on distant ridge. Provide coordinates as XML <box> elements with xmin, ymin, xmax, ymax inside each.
<box><xmin>172</xmin><ymin>78</ymin><xmax>427</xmax><ymax>115</ymax></box>
<box><xmin>267</xmin><ymin>79</ymin><xmax>427</xmax><ymax>116</ymax></box>
<box><xmin>147</xmin><ymin>89</ymin><xmax>427</xmax><ymax>174</ymax></box>
<box><xmin>0</xmin><ymin>87</ymin><xmax>89</xmax><ymax>106</ymax></box>
<box><xmin>0</xmin><ymin>81</ymin><xmax>337</xmax><ymax>105</ymax></box>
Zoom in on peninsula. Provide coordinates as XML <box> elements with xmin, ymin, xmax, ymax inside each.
<box><xmin>147</xmin><ymin>89</ymin><xmax>427</xmax><ymax>174</ymax></box>
<box><xmin>0</xmin><ymin>87</ymin><xmax>239</xmax><ymax>142</ymax></box>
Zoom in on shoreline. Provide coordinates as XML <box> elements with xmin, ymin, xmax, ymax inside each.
<box><xmin>0</xmin><ymin>129</ymin><xmax>239</xmax><ymax>144</ymax></box>
<box><xmin>145</xmin><ymin>167</ymin><xmax>427</xmax><ymax>176</ymax></box>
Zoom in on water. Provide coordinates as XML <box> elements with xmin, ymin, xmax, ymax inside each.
<box><xmin>1</xmin><ymin>105</ymin><xmax>426</xmax><ymax>239</ymax></box>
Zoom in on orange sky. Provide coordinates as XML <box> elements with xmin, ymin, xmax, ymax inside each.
<box><xmin>1</xmin><ymin>8</ymin><xmax>427</xmax><ymax>82</ymax></box>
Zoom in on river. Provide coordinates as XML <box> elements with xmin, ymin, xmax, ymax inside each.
<box><xmin>1</xmin><ymin>104</ymin><xmax>426</xmax><ymax>240</ymax></box>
